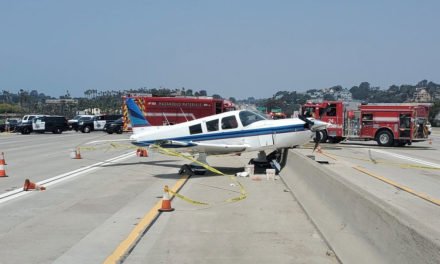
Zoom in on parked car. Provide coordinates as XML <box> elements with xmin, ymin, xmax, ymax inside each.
<box><xmin>32</xmin><ymin>116</ymin><xmax>69</xmax><ymax>134</ymax></box>
<box><xmin>68</xmin><ymin>115</ymin><xmax>95</xmax><ymax>131</ymax></box>
<box><xmin>17</xmin><ymin>114</ymin><xmax>46</xmax><ymax>134</ymax></box>
<box><xmin>104</xmin><ymin>117</ymin><xmax>124</xmax><ymax>134</ymax></box>
<box><xmin>78</xmin><ymin>114</ymin><xmax>122</xmax><ymax>133</ymax></box>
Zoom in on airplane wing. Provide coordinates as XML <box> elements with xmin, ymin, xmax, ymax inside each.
<box><xmin>157</xmin><ymin>140</ymin><xmax>248</xmax><ymax>155</ymax></box>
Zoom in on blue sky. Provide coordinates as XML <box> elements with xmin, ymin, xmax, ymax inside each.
<box><xmin>1</xmin><ymin>0</ymin><xmax>439</xmax><ymax>99</ymax></box>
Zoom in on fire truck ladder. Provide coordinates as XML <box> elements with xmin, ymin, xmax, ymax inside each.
<box><xmin>162</xmin><ymin>112</ymin><xmax>171</xmax><ymax>126</ymax></box>
<box><xmin>180</xmin><ymin>107</ymin><xmax>189</xmax><ymax>122</ymax></box>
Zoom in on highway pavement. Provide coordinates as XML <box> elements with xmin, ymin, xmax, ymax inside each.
<box><xmin>1</xmin><ymin>128</ymin><xmax>439</xmax><ymax>263</ymax></box>
<box><xmin>0</xmin><ymin>131</ymin><xmax>338</xmax><ymax>264</ymax></box>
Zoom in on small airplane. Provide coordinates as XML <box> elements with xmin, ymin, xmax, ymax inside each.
<box><xmin>126</xmin><ymin>98</ymin><xmax>329</xmax><ymax>175</ymax></box>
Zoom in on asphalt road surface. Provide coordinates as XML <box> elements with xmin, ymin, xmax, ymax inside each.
<box><xmin>0</xmin><ymin>131</ymin><xmax>338</xmax><ymax>264</ymax></box>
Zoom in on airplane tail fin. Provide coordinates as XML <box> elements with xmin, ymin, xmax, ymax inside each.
<box><xmin>126</xmin><ymin>98</ymin><xmax>151</xmax><ymax>134</ymax></box>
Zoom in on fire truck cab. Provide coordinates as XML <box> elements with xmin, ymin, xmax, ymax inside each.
<box><xmin>301</xmin><ymin>101</ymin><xmax>430</xmax><ymax>147</ymax></box>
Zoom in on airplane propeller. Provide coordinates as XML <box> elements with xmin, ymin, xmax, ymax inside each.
<box><xmin>298</xmin><ymin>115</ymin><xmax>321</xmax><ymax>152</ymax></box>
<box><xmin>313</xmin><ymin>130</ymin><xmax>321</xmax><ymax>152</ymax></box>
<box><xmin>298</xmin><ymin>115</ymin><xmax>314</xmax><ymax>130</ymax></box>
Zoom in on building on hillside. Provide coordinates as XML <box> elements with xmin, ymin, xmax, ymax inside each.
<box><xmin>432</xmin><ymin>90</ymin><xmax>440</xmax><ymax>100</ymax></box>
<box><xmin>334</xmin><ymin>88</ymin><xmax>353</xmax><ymax>101</ymax></box>
<box><xmin>412</xmin><ymin>88</ymin><xmax>432</xmax><ymax>102</ymax></box>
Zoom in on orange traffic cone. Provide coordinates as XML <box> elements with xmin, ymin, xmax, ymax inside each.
<box><xmin>158</xmin><ymin>185</ymin><xmax>174</xmax><ymax>212</ymax></box>
<box><xmin>74</xmin><ymin>148</ymin><xmax>82</xmax><ymax>159</ymax></box>
<box><xmin>0</xmin><ymin>152</ymin><xmax>6</xmax><ymax>165</ymax></box>
<box><xmin>23</xmin><ymin>179</ymin><xmax>46</xmax><ymax>191</ymax></box>
<box><xmin>142</xmin><ymin>149</ymin><xmax>148</xmax><ymax>157</ymax></box>
<box><xmin>0</xmin><ymin>163</ymin><xmax>6</xmax><ymax>177</ymax></box>
<box><xmin>136</xmin><ymin>148</ymin><xmax>148</xmax><ymax>157</ymax></box>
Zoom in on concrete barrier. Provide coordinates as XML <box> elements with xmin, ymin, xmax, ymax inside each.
<box><xmin>281</xmin><ymin>150</ymin><xmax>440</xmax><ymax>264</ymax></box>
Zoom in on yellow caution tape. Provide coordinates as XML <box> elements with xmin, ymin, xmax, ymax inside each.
<box><xmin>168</xmin><ymin>190</ymin><xmax>209</xmax><ymax>205</ymax></box>
<box><xmin>75</xmin><ymin>141</ymin><xmax>247</xmax><ymax>206</ymax></box>
<box><xmin>354</xmin><ymin>166</ymin><xmax>440</xmax><ymax>206</ymax></box>
<box><xmin>320</xmin><ymin>150</ymin><xmax>440</xmax><ymax>171</ymax></box>
<box><xmin>0</xmin><ymin>132</ymin><xmax>16</xmax><ymax>136</ymax></box>
<box><xmin>150</xmin><ymin>144</ymin><xmax>247</xmax><ymax>205</ymax></box>
<box><xmin>77</xmin><ymin>142</ymin><xmax>138</xmax><ymax>152</ymax></box>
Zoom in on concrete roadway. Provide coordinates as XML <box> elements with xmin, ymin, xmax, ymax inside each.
<box><xmin>294</xmin><ymin>128</ymin><xmax>440</xmax><ymax>256</ymax></box>
<box><xmin>302</xmin><ymin>128</ymin><xmax>440</xmax><ymax>206</ymax></box>
<box><xmin>0</xmin><ymin>131</ymin><xmax>337</xmax><ymax>264</ymax></box>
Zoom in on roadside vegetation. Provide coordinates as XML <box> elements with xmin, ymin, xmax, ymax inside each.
<box><xmin>1</xmin><ymin>80</ymin><xmax>440</xmax><ymax>125</ymax></box>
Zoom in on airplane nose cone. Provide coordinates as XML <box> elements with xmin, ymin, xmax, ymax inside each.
<box><xmin>311</xmin><ymin>120</ymin><xmax>330</xmax><ymax>131</ymax></box>
<box><xmin>129</xmin><ymin>134</ymin><xmax>138</xmax><ymax>142</ymax></box>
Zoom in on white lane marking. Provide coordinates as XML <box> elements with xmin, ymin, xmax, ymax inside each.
<box><xmin>86</xmin><ymin>138</ymin><xmax>132</xmax><ymax>145</ymax></box>
<box><xmin>370</xmin><ymin>149</ymin><xmax>440</xmax><ymax>169</ymax></box>
<box><xmin>0</xmin><ymin>152</ymin><xmax>135</xmax><ymax>205</ymax></box>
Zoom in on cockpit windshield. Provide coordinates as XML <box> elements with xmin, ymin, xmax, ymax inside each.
<box><xmin>239</xmin><ymin>110</ymin><xmax>267</xmax><ymax>126</ymax></box>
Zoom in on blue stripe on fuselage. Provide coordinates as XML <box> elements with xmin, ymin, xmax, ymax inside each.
<box><xmin>132</xmin><ymin>123</ymin><xmax>306</xmax><ymax>147</ymax></box>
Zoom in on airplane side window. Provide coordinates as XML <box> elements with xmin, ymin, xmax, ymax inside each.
<box><xmin>239</xmin><ymin>111</ymin><xmax>265</xmax><ymax>126</ymax></box>
<box><xmin>221</xmin><ymin>116</ymin><xmax>238</xmax><ymax>130</ymax></box>
<box><xmin>206</xmin><ymin>119</ymin><xmax>219</xmax><ymax>132</ymax></box>
<box><xmin>189</xmin><ymin>124</ymin><xmax>203</xmax><ymax>134</ymax></box>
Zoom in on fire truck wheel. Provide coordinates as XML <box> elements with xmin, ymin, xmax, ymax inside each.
<box><xmin>320</xmin><ymin>130</ymin><xmax>328</xmax><ymax>143</ymax></box>
<box><xmin>314</xmin><ymin>130</ymin><xmax>328</xmax><ymax>143</ymax></box>
<box><xmin>377</xmin><ymin>130</ymin><xmax>394</xmax><ymax>147</ymax></box>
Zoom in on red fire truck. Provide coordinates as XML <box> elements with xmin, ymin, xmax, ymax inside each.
<box><xmin>301</xmin><ymin>101</ymin><xmax>431</xmax><ymax>146</ymax></box>
<box><xmin>122</xmin><ymin>95</ymin><xmax>236</xmax><ymax>129</ymax></box>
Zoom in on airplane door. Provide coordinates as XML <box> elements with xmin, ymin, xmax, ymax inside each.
<box><xmin>259</xmin><ymin>134</ymin><xmax>274</xmax><ymax>147</ymax></box>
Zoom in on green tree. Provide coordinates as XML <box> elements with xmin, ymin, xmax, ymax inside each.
<box><xmin>350</xmin><ymin>82</ymin><xmax>370</xmax><ymax>100</ymax></box>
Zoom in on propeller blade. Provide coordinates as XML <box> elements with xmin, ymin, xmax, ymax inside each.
<box><xmin>298</xmin><ymin>115</ymin><xmax>314</xmax><ymax>129</ymax></box>
<box><xmin>313</xmin><ymin>131</ymin><xmax>321</xmax><ymax>152</ymax></box>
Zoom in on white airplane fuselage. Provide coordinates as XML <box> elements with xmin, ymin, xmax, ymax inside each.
<box><xmin>130</xmin><ymin>110</ymin><xmax>314</xmax><ymax>154</ymax></box>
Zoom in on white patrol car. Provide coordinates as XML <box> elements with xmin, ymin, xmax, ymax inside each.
<box><xmin>78</xmin><ymin>114</ymin><xmax>122</xmax><ymax>133</ymax></box>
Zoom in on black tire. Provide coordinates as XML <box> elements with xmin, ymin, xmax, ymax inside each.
<box><xmin>107</xmin><ymin>130</ymin><xmax>114</xmax><ymax>134</ymax></box>
<box><xmin>21</xmin><ymin>127</ymin><xmax>31</xmax><ymax>135</ymax></box>
<box><xmin>193</xmin><ymin>170</ymin><xmax>206</xmax><ymax>175</ymax></box>
<box><xmin>320</xmin><ymin>130</ymin><xmax>328</xmax><ymax>143</ymax></box>
<box><xmin>314</xmin><ymin>130</ymin><xmax>328</xmax><ymax>143</ymax></box>
<box><xmin>116</xmin><ymin>127</ymin><xmax>123</xmax><ymax>134</ymax></box>
<box><xmin>83</xmin><ymin>126</ymin><xmax>91</xmax><ymax>133</ymax></box>
<box><xmin>53</xmin><ymin>127</ymin><xmax>62</xmax><ymax>134</ymax></box>
<box><xmin>376</xmin><ymin>130</ymin><xmax>394</xmax><ymax>147</ymax></box>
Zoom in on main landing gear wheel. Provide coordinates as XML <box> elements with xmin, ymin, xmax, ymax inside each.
<box><xmin>178</xmin><ymin>164</ymin><xmax>206</xmax><ymax>176</ymax></box>
<box><xmin>248</xmin><ymin>149</ymin><xmax>289</xmax><ymax>174</ymax></box>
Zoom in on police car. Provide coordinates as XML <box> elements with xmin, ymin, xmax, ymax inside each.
<box><xmin>78</xmin><ymin>114</ymin><xmax>122</xmax><ymax>133</ymax></box>
<box><xmin>32</xmin><ymin>116</ymin><xmax>69</xmax><ymax>134</ymax></box>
